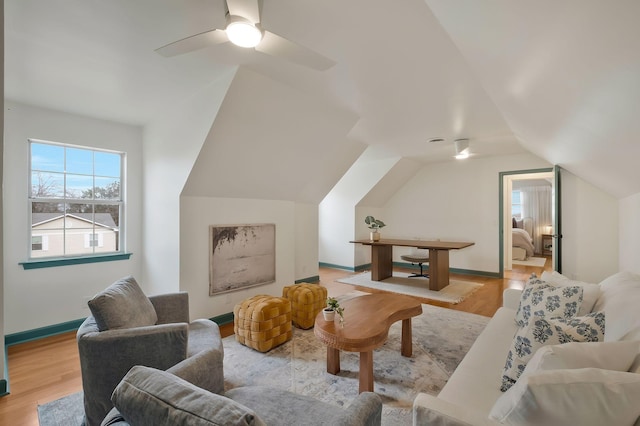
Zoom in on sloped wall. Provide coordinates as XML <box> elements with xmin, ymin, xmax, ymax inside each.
<box><xmin>142</xmin><ymin>72</ymin><xmax>235</xmax><ymax>296</ymax></box>
<box><xmin>619</xmin><ymin>192</ymin><xmax>640</xmax><ymax>275</ymax></box>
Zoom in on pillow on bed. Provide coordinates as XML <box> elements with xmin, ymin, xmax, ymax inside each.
<box><xmin>512</xmin><ymin>217</ymin><xmax>517</xmax><ymax>228</ymax></box>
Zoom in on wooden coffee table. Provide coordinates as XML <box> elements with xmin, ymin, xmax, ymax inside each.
<box><xmin>313</xmin><ymin>293</ymin><xmax>423</xmax><ymax>393</ymax></box>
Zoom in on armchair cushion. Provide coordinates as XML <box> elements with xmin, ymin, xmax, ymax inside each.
<box><xmin>88</xmin><ymin>276</ymin><xmax>157</xmax><ymax>331</ymax></box>
<box><xmin>112</xmin><ymin>366</ymin><xmax>264</xmax><ymax>426</ymax></box>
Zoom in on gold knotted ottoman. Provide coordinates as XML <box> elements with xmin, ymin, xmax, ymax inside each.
<box><xmin>282</xmin><ymin>283</ymin><xmax>328</xmax><ymax>329</ymax></box>
<box><xmin>234</xmin><ymin>295</ymin><xmax>292</xmax><ymax>352</ymax></box>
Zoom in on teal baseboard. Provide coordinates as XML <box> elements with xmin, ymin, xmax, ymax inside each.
<box><xmin>210</xmin><ymin>312</ymin><xmax>234</xmax><ymax>326</ymax></box>
<box><xmin>5</xmin><ymin>318</ymin><xmax>86</xmax><ymax>347</ymax></box>
<box><xmin>295</xmin><ymin>275</ymin><xmax>320</xmax><ymax>283</ymax></box>
<box><xmin>318</xmin><ymin>262</ymin><xmax>371</xmax><ymax>272</ymax></box>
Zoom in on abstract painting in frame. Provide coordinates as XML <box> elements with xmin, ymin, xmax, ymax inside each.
<box><xmin>209</xmin><ymin>223</ymin><xmax>276</xmax><ymax>295</ymax></box>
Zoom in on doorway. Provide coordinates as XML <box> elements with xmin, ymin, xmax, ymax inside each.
<box><xmin>499</xmin><ymin>168</ymin><xmax>555</xmax><ymax>276</ymax></box>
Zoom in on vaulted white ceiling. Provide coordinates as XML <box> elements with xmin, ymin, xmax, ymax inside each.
<box><xmin>5</xmin><ymin>0</ymin><xmax>640</xmax><ymax>199</ymax></box>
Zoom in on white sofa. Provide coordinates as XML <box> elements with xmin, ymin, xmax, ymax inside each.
<box><xmin>413</xmin><ymin>271</ymin><xmax>640</xmax><ymax>426</ymax></box>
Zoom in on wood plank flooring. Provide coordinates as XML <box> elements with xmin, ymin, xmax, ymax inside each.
<box><xmin>0</xmin><ymin>261</ymin><xmax>549</xmax><ymax>425</ymax></box>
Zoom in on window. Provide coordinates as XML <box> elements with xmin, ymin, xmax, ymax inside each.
<box><xmin>511</xmin><ymin>190</ymin><xmax>522</xmax><ymax>219</ymax></box>
<box><xmin>32</xmin><ymin>236</ymin><xmax>43</xmax><ymax>251</ymax></box>
<box><xmin>29</xmin><ymin>139</ymin><xmax>124</xmax><ymax>259</ymax></box>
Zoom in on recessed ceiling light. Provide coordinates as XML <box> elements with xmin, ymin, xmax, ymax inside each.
<box><xmin>427</xmin><ymin>138</ymin><xmax>445</xmax><ymax>143</ymax></box>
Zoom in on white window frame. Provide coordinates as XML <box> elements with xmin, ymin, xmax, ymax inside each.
<box><xmin>28</xmin><ymin>139</ymin><xmax>125</xmax><ymax>259</ymax></box>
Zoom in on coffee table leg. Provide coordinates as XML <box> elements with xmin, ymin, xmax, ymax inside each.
<box><xmin>359</xmin><ymin>351</ymin><xmax>374</xmax><ymax>393</ymax></box>
<box><xmin>401</xmin><ymin>318</ymin><xmax>412</xmax><ymax>357</ymax></box>
<box><xmin>327</xmin><ymin>347</ymin><xmax>340</xmax><ymax>374</ymax></box>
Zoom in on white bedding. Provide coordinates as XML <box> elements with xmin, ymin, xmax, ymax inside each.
<box><xmin>512</xmin><ymin>228</ymin><xmax>535</xmax><ymax>258</ymax></box>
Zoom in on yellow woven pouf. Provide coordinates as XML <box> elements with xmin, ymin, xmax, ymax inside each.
<box><xmin>282</xmin><ymin>283</ymin><xmax>328</xmax><ymax>330</ymax></box>
<box><xmin>234</xmin><ymin>295</ymin><xmax>292</xmax><ymax>352</ymax></box>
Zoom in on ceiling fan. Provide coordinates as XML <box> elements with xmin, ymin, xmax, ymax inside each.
<box><xmin>155</xmin><ymin>0</ymin><xmax>335</xmax><ymax>71</ymax></box>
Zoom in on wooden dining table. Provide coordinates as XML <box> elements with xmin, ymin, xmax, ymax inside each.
<box><xmin>350</xmin><ymin>238</ymin><xmax>475</xmax><ymax>291</ymax></box>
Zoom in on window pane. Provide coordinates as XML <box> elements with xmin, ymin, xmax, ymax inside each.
<box><xmin>31</xmin><ymin>172</ymin><xmax>64</xmax><ymax>198</ymax></box>
<box><xmin>66</xmin><ymin>174</ymin><xmax>94</xmax><ymax>199</ymax></box>
<box><xmin>66</xmin><ymin>147</ymin><xmax>94</xmax><ymax>175</ymax></box>
<box><xmin>31</xmin><ymin>143</ymin><xmax>64</xmax><ymax>173</ymax></box>
<box><xmin>66</xmin><ymin>203</ymin><xmax>94</xmax><ymax>223</ymax></box>
<box><xmin>32</xmin><ymin>201</ymin><xmax>63</xmax><ymax>214</ymax></box>
<box><xmin>95</xmin><ymin>204</ymin><xmax>120</xmax><ymax>227</ymax></box>
<box><xmin>95</xmin><ymin>151</ymin><xmax>121</xmax><ymax>178</ymax></box>
<box><xmin>94</xmin><ymin>177</ymin><xmax>120</xmax><ymax>200</ymax></box>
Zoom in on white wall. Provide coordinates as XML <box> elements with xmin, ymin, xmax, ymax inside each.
<box><xmin>560</xmin><ymin>168</ymin><xmax>619</xmax><ymax>282</ymax></box>
<box><xmin>383</xmin><ymin>153</ymin><xmax>553</xmax><ymax>273</ymax></box>
<box><xmin>319</xmin><ymin>149</ymin><xmax>400</xmax><ymax>268</ymax></box>
<box><xmin>179</xmin><ymin>196</ymin><xmax>295</xmax><ymax>320</ymax></box>
<box><xmin>141</xmin><ymin>72</ymin><xmax>235</xmax><ymax>295</ymax></box>
<box><xmin>1</xmin><ymin>3</ymin><xmax>5</xmax><ymax>385</ymax></box>
<box><xmin>294</xmin><ymin>202</ymin><xmax>319</xmax><ymax>280</ymax></box>
<box><xmin>2</xmin><ymin>101</ymin><xmax>142</xmax><ymax>334</ymax></box>
<box><xmin>619</xmin><ymin>191</ymin><xmax>640</xmax><ymax>275</ymax></box>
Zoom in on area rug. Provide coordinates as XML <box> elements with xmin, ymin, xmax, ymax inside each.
<box><xmin>336</xmin><ymin>271</ymin><xmax>483</xmax><ymax>304</ymax></box>
<box><xmin>223</xmin><ymin>303</ymin><xmax>488</xmax><ymax>425</ymax></box>
<box><xmin>38</xmin><ymin>304</ymin><xmax>488</xmax><ymax>426</ymax></box>
<box><xmin>512</xmin><ymin>256</ymin><xmax>547</xmax><ymax>267</ymax></box>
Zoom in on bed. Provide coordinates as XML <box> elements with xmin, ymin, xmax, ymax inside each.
<box><xmin>512</xmin><ymin>217</ymin><xmax>535</xmax><ymax>260</ymax></box>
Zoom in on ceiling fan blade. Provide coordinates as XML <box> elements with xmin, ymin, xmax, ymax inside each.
<box><xmin>226</xmin><ymin>0</ymin><xmax>261</xmax><ymax>23</ymax></box>
<box><xmin>256</xmin><ymin>31</ymin><xmax>336</xmax><ymax>71</ymax></box>
<box><xmin>155</xmin><ymin>29</ymin><xmax>228</xmax><ymax>57</ymax></box>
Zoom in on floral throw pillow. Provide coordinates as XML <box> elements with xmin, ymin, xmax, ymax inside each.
<box><xmin>514</xmin><ymin>279</ymin><xmax>583</xmax><ymax>328</ymax></box>
<box><xmin>501</xmin><ymin>311</ymin><xmax>605</xmax><ymax>392</ymax></box>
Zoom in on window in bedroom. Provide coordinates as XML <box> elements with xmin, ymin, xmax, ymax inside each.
<box><xmin>511</xmin><ymin>190</ymin><xmax>522</xmax><ymax>219</ymax></box>
<box><xmin>28</xmin><ymin>139</ymin><xmax>124</xmax><ymax>260</ymax></box>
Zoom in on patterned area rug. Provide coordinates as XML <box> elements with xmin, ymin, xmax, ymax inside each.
<box><xmin>337</xmin><ymin>272</ymin><xmax>483</xmax><ymax>304</ymax></box>
<box><xmin>223</xmin><ymin>302</ymin><xmax>488</xmax><ymax>426</ymax></box>
<box><xmin>38</xmin><ymin>304</ymin><xmax>488</xmax><ymax>426</ymax></box>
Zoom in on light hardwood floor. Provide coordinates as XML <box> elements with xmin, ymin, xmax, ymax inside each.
<box><xmin>0</xmin><ymin>261</ymin><xmax>550</xmax><ymax>425</ymax></box>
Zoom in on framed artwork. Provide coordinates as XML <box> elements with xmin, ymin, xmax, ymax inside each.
<box><xmin>209</xmin><ymin>223</ymin><xmax>276</xmax><ymax>295</ymax></box>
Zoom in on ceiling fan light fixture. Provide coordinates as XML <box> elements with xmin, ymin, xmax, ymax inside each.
<box><xmin>226</xmin><ymin>16</ymin><xmax>263</xmax><ymax>48</ymax></box>
<box><xmin>454</xmin><ymin>138</ymin><xmax>470</xmax><ymax>160</ymax></box>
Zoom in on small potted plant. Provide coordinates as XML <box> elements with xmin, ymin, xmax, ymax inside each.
<box><xmin>323</xmin><ymin>296</ymin><xmax>344</xmax><ymax>324</ymax></box>
<box><xmin>365</xmin><ymin>215</ymin><xmax>386</xmax><ymax>242</ymax></box>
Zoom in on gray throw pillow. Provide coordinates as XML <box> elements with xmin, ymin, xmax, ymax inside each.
<box><xmin>88</xmin><ymin>276</ymin><xmax>158</xmax><ymax>331</ymax></box>
<box><xmin>112</xmin><ymin>365</ymin><xmax>264</xmax><ymax>426</ymax></box>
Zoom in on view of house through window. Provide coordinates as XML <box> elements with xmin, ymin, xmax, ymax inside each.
<box><xmin>29</xmin><ymin>139</ymin><xmax>124</xmax><ymax>259</ymax></box>
<box><xmin>511</xmin><ymin>190</ymin><xmax>522</xmax><ymax>219</ymax></box>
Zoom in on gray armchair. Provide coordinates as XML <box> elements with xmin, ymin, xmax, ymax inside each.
<box><xmin>101</xmin><ymin>362</ymin><xmax>382</xmax><ymax>426</ymax></box>
<box><xmin>77</xmin><ymin>276</ymin><xmax>224</xmax><ymax>426</ymax></box>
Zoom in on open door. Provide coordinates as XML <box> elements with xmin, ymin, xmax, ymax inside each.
<box><xmin>499</xmin><ymin>168</ymin><xmax>557</xmax><ymax>276</ymax></box>
<box><xmin>553</xmin><ymin>165</ymin><xmax>563</xmax><ymax>273</ymax></box>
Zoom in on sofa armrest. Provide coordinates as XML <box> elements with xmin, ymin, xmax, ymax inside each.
<box><xmin>167</xmin><ymin>348</ymin><xmax>224</xmax><ymax>395</ymax></box>
<box><xmin>502</xmin><ymin>288</ymin><xmax>522</xmax><ymax>310</ymax></box>
<box><xmin>149</xmin><ymin>292</ymin><xmax>190</xmax><ymax>324</ymax></box>
<box><xmin>413</xmin><ymin>393</ymin><xmax>499</xmax><ymax>426</ymax></box>
<box><xmin>342</xmin><ymin>392</ymin><xmax>382</xmax><ymax>426</ymax></box>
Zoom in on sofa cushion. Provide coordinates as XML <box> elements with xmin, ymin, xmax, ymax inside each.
<box><xmin>490</xmin><ymin>368</ymin><xmax>640</xmax><ymax>425</ymax></box>
<box><xmin>501</xmin><ymin>312</ymin><xmax>605</xmax><ymax>391</ymax></box>
<box><xmin>525</xmin><ymin>341</ymin><xmax>640</xmax><ymax>373</ymax></box>
<box><xmin>112</xmin><ymin>365</ymin><xmax>265</xmax><ymax>426</ymax></box>
<box><xmin>540</xmin><ymin>271</ymin><xmax>600</xmax><ymax>315</ymax></box>
<box><xmin>88</xmin><ymin>276</ymin><xmax>158</xmax><ymax>331</ymax></box>
<box><xmin>593</xmin><ymin>271</ymin><xmax>640</xmax><ymax>341</ymax></box>
<box><xmin>514</xmin><ymin>279</ymin><xmax>583</xmax><ymax>328</ymax></box>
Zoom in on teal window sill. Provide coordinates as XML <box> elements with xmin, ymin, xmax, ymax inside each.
<box><xmin>20</xmin><ymin>253</ymin><xmax>133</xmax><ymax>270</ymax></box>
